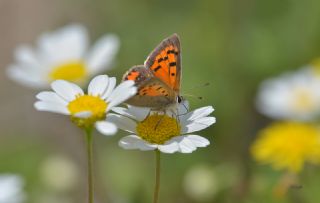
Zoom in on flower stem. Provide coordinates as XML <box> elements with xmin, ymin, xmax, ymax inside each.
<box><xmin>85</xmin><ymin>128</ymin><xmax>94</xmax><ymax>203</ymax></box>
<box><xmin>153</xmin><ymin>150</ymin><xmax>161</xmax><ymax>203</ymax></box>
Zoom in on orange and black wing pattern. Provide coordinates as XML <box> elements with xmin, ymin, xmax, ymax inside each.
<box><xmin>122</xmin><ymin>65</ymin><xmax>175</xmax><ymax>107</ymax></box>
<box><xmin>144</xmin><ymin>34</ymin><xmax>181</xmax><ymax>93</ymax></box>
<box><xmin>122</xmin><ymin>65</ymin><xmax>153</xmax><ymax>85</ymax></box>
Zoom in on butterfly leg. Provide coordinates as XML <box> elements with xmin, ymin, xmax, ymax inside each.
<box><xmin>154</xmin><ymin>110</ymin><xmax>166</xmax><ymax>130</ymax></box>
<box><xmin>171</xmin><ymin>109</ymin><xmax>180</xmax><ymax>129</ymax></box>
<box><xmin>177</xmin><ymin>102</ymin><xmax>189</xmax><ymax>117</ymax></box>
<box><xmin>146</xmin><ymin>109</ymin><xmax>152</xmax><ymax>118</ymax></box>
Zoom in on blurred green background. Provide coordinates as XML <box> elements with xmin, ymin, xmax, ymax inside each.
<box><xmin>1</xmin><ymin>0</ymin><xmax>320</xmax><ymax>202</ymax></box>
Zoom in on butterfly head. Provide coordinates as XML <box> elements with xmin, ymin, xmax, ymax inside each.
<box><xmin>177</xmin><ymin>95</ymin><xmax>184</xmax><ymax>104</ymax></box>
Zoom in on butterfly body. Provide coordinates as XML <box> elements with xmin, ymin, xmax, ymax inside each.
<box><xmin>123</xmin><ymin>34</ymin><xmax>182</xmax><ymax>111</ymax></box>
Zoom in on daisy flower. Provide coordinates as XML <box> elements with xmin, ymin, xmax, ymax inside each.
<box><xmin>256</xmin><ymin>68</ymin><xmax>320</xmax><ymax>121</ymax></box>
<box><xmin>0</xmin><ymin>174</ymin><xmax>25</xmax><ymax>203</ymax></box>
<box><xmin>250</xmin><ymin>122</ymin><xmax>320</xmax><ymax>173</ymax></box>
<box><xmin>110</xmin><ymin>102</ymin><xmax>216</xmax><ymax>153</ymax></box>
<box><xmin>34</xmin><ymin>74</ymin><xmax>136</xmax><ymax>134</ymax></box>
<box><xmin>7</xmin><ymin>24</ymin><xmax>120</xmax><ymax>88</ymax></box>
<box><xmin>34</xmin><ymin>75</ymin><xmax>136</xmax><ymax>203</ymax></box>
<box><xmin>110</xmin><ymin>102</ymin><xmax>215</xmax><ymax>203</ymax></box>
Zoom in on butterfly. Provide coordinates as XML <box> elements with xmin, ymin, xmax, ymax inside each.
<box><xmin>122</xmin><ymin>34</ymin><xmax>183</xmax><ymax>112</ymax></box>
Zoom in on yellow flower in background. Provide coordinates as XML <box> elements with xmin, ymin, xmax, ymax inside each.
<box><xmin>7</xmin><ymin>24</ymin><xmax>120</xmax><ymax>88</ymax></box>
<box><xmin>251</xmin><ymin>122</ymin><xmax>320</xmax><ymax>173</ymax></box>
<box><xmin>310</xmin><ymin>57</ymin><xmax>320</xmax><ymax>77</ymax></box>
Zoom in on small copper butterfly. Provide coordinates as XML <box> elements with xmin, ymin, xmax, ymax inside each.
<box><xmin>122</xmin><ymin>34</ymin><xmax>182</xmax><ymax>111</ymax></box>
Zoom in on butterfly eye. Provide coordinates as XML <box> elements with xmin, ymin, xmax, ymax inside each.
<box><xmin>177</xmin><ymin>96</ymin><xmax>183</xmax><ymax>103</ymax></box>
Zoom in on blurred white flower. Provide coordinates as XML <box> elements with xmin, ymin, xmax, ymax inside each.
<box><xmin>184</xmin><ymin>163</ymin><xmax>240</xmax><ymax>201</ymax></box>
<box><xmin>40</xmin><ymin>155</ymin><xmax>79</xmax><ymax>192</ymax></box>
<box><xmin>256</xmin><ymin>68</ymin><xmax>320</xmax><ymax>121</ymax></box>
<box><xmin>0</xmin><ymin>174</ymin><xmax>25</xmax><ymax>203</ymax></box>
<box><xmin>112</xmin><ymin>102</ymin><xmax>215</xmax><ymax>153</ymax></box>
<box><xmin>7</xmin><ymin>24</ymin><xmax>120</xmax><ymax>88</ymax></box>
<box><xmin>183</xmin><ymin>165</ymin><xmax>218</xmax><ymax>201</ymax></box>
<box><xmin>34</xmin><ymin>74</ymin><xmax>136</xmax><ymax>134</ymax></box>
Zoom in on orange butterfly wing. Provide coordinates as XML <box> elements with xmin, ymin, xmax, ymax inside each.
<box><xmin>144</xmin><ymin>34</ymin><xmax>181</xmax><ymax>93</ymax></box>
<box><xmin>122</xmin><ymin>65</ymin><xmax>175</xmax><ymax>108</ymax></box>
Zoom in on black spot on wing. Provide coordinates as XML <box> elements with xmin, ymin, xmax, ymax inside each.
<box><xmin>169</xmin><ymin>62</ymin><xmax>176</xmax><ymax>67</ymax></box>
<box><xmin>154</xmin><ymin>65</ymin><xmax>162</xmax><ymax>72</ymax></box>
<box><xmin>167</xmin><ymin>50</ymin><xmax>178</xmax><ymax>55</ymax></box>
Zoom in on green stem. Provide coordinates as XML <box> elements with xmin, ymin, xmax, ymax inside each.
<box><xmin>153</xmin><ymin>150</ymin><xmax>161</xmax><ymax>203</ymax></box>
<box><xmin>85</xmin><ymin>128</ymin><xmax>94</xmax><ymax>203</ymax></box>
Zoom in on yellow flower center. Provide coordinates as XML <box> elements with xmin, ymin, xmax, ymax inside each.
<box><xmin>251</xmin><ymin>122</ymin><xmax>320</xmax><ymax>173</ymax></box>
<box><xmin>136</xmin><ymin>114</ymin><xmax>181</xmax><ymax>144</ymax></box>
<box><xmin>49</xmin><ymin>61</ymin><xmax>87</xmax><ymax>82</ymax></box>
<box><xmin>291</xmin><ymin>88</ymin><xmax>315</xmax><ymax>113</ymax></box>
<box><xmin>67</xmin><ymin>95</ymin><xmax>107</xmax><ymax>128</ymax></box>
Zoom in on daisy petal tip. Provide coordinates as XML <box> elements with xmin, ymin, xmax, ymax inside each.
<box><xmin>33</xmin><ymin>101</ymin><xmax>41</xmax><ymax>110</ymax></box>
<box><xmin>129</xmin><ymin>86</ymin><xmax>138</xmax><ymax>96</ymax></box>
<box><xmin>34</xmin><ymin>101</ymin><xmax>69</xmax><ymax>115</ymax></box>
<box><xmin>123</xmin><ymin>80</ymin><xmax>135</xmax><ymax>86</ymax></box>
<box><xmin>96</xmin><ymin>121</ymin><xmax>117</xmax><ymax>136</ymax></box>
<box><xmin>201</xmin><ymin>106</ymin><xmax>215</xmax><ymax>115</ymax></box>
<box><xmin>35</xmin><ymin>92</ymin><xmax>44</xmax><ymax>100</ymax></box>
<box><xmin>187</xmin><ymin>135</ymin><xmax>210</xmax><ymax>147</ymax></box>
<box><xmin>208</xmin><ymin>117</ymin><xmax>217</xmax><ymax>125</ymax></box>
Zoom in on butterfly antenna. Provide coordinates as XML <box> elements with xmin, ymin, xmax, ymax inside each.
<box><xmin>181</xmin><ymin>93</ymin><xmax>203</xmax><ymax>100</ymax></box>
<box><xmin>181</xmin><ymin>82</ymin><xmax>209</xmax><ymax>100</ymax></box>
<box><xmin>188</xmin><ymin>82</ymin><xmax>210</xmax><ymax>90</ymax></box>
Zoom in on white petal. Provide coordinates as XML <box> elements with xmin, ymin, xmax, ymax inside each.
<box><xmin>111</xmin><ymin>107</ymin><xmax>133</xmax><ymax>118</ymax></box>
<box><xmin>106</xmin><ymin>80</ymin><xmax>137</xmax><ymax>109</ymax></box>
<box><xmin>0</xmin><ymin>174</ymin><xmax>25</xmax><ymax>202</ymax></box>
<box><xmin>126</xmin><ymin>105</ymin><xmax>150</xmax><ymax>121</ymax></box>
<box><xmin>51</xmin><ymin>80</ymin><xmax>84</xmax><ymax>101</ymax></box>
<box><xmin>182</xmin><ymin>106</ymin><xmax>214</xmax><ymax>121</ymax></box>
<box><xmin>111</xmin><ymin>105</ymin><xmax>150</xmax><ymax>121</ymax></box>
<box><xmin>119</xmin><ymin>135</ymin><xmax>157</xmax><ymax>151</ymax></box>
<box><xmin>173</xmin><ymin>136</ymin><xmax>197</xmax><ymax>153</ymax></box>
<box><xmin>86</xmin><ymin>34</ymin><xmax>120</xmax><ymax>74</ymax></box>
<box><xmin>95</xmin><ymin>121</ymin><xmax>117</xmax><ymax>136</ymax></box>
<box><xmin>182</xmin><ymin>117</ymin><xmax>216</xmax><ymax>134</ymax></box>
<box><xmin>185</xmin><ymin>135</ymin><xmax>210</xmax><ymax>147</ymax></box>
<box><xmin>106</xmin><ymin>113</ymin><xmax>137</xmax><ymax>133</ymax></box>
<box><xmin>177</xmin><ymin>100</ymin><xmax>190</xmax><ymax>115</ymax></box>
<box><xmin>158</xmin><ymin>140</ymin><xmax>180</xmax><ymax>153</ymax></box>
<box><xmin>14</xmin><ymin>45</ymin><xmax>40</xmax><ymax>67</ymax></box>
<box><xmin>88</xmin><ymin>75</ymin><xmax>109</xmax><ymax>96</ymax></box>
<box><xmin>34</xmin><ymin>101</ymin><xmax>69</xmax><ymax>115</ymax></box>
<box><xmin>36</xmin><ymin>91</ymin><xmax>68</xmax><ymax>105</ymax></box>
<box><xmin>74</xmin><ymin>111</ymin><xmax>92</xmax><ymax>118</ymax></box>
<box><xmin>7</xmin><ymin>65</ymin><xmax>47</xmax><ymax>88</ymax></box>
<box><xmin>101</xmin><ymin>77</ymin><xmax>116</xmax><ymax>99</ymax></box>
<box><xmin>70</xmin><ymin>83</ymin><xmax>85</xmax><ymax>95</ymax></box>
<box><xmin>37</xmin><ymin>24</ymin><xmax>88</xmax><ymax>64</ymax></box>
